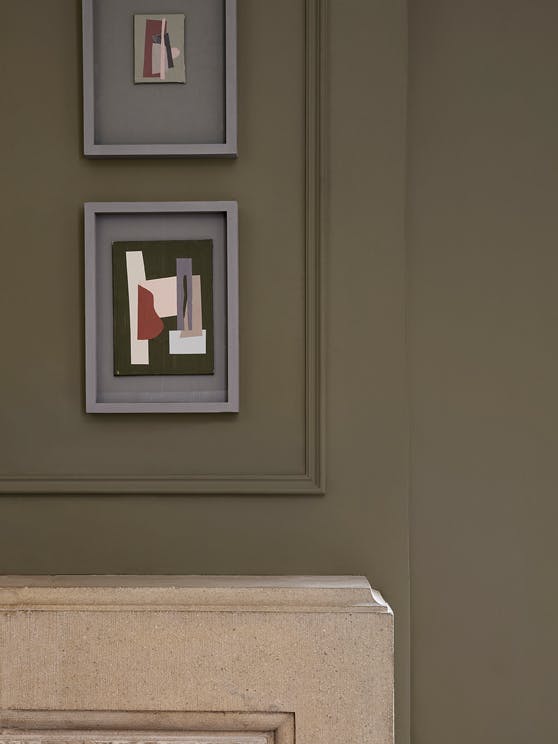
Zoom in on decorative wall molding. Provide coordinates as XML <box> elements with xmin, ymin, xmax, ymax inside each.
<box><xmin>0</xmin><ymin>735</ymin><xmax>267</xmax><ymax>744</ymax></box>
<box><xmin>0</xmin><ymin>0</ymin><xmax>327</xmax><ymax>496</ymax></box>
<box><xmin>0</xmin><ymin>712</ymin><xmax>295</xmax><ymax>744</ymax></box>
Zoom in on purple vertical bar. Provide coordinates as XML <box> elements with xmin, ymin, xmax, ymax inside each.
<box><xmin>176</xmin><ymin>258</ymin><xmax>193</xmax><ymax>331</ymax></box>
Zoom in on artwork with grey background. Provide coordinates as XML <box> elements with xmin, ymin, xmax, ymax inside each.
<box><xmin>82</xmin><ymin>0</ymin><xmax>237</xmax><ymax>156</ymax></box>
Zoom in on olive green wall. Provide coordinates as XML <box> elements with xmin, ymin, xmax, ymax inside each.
<box><xmin>0</xmin><ymin>2</ymin><xmax>410</xmax><ymax>743</ymax></box>
<box><xmin>4</xmin><ymin>2</ymin><xmax>553</xmax><ymax>743</ymax></box>
<box><xmin>408</xmin><ymin>1</ymin><xmax>558</xmax><ymax>743</ymax></box>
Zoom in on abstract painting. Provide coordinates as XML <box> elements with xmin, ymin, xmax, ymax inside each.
<box><xmin>134</xmin><ymin>14</ymin><xmax>186</xmax><ymax>84</ymax></box>
<box><xmin>112</xmin><ymin>240</ymin><xmax>213</xmax><ymax>375</ymax></box>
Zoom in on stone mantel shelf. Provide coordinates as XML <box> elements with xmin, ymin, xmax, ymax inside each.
<box><xmin>0</xmin><ymin>575</ymin><xmax>391</xmax><ymax>614</ymax></box>
<box><xmin>0</xmin><ymin>574</ymin><xmax>394</xmax><ymax>743</ymax></box>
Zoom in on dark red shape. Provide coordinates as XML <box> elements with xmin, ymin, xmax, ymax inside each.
<box><xmin>143</xmin><ymin>19</ymin><xmax>163</xmax><ymax>77</ymax></box>
<box><xmin>137</xmin><ymin>285</ymin><xmax>164</xmax><ymax>340</ymax></box>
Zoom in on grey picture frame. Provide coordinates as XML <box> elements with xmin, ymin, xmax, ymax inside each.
<box><xmin>82</xmin><ymin>0</ymin><xmax>237</xmax><ymax>157</ymax></box>
<box><xmin>85</xmin><ymin>201</ymin><xmax>239</xmax><ymax>413</ymax></box>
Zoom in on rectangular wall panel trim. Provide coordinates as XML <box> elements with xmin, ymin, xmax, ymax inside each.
<box><xmin>0</xmin><ymin>0</ymin><xmax>327</xmax><ymax>496</ymax></box>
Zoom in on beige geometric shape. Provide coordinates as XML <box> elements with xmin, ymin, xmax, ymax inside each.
<box><xmin>159</xmin><ymin>19</ymin><xmax>167</xmax><ymax>80</ymax></box>
<box><xmin>140</xmin><ymin>276</ymin><xmax>178</xmax><ymax>318</ymax></box>
<box><xmin>151</xmin><ymin>44</ymin><xmax>162</xmax><ymax>75</ymax></box>
<box><xmin>180</xmin><ymin>274</ymin><xmax>203</xmax><ymax>337</ymax></box>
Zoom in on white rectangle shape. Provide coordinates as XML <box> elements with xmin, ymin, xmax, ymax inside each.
<box><xmin>169</xmin><ymin>329</ymin><xmax>207</xmax><ymax>355</ymax></box>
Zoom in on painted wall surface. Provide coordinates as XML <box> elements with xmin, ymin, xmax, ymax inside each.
<box><xmin>4</xmin><ymin>2</ymin><xmax>554</xmax><ymax>743</ymax></box>
<box><xmin>408</xmin><ymin>1</ymin><xmax>558</xmax><ymax>742</ymax></box>
<box><xmin>0</xmin><ymin>2</ymin><xmax>410</xmax><ymax>744</ymax></box>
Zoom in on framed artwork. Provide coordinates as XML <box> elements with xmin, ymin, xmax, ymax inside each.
<box><xmin>85</xmin><ymin>202</ymin><xmax>239</xmax><ymax>413</ymax></box>
<box><xmin>133</xmin><ymin>14</ymin><xmax>187</xmax><ymax>84</ymax></box>
<box><xmin>82</xmin><ymin>0</ymin><xmax>237</xmax><ymax>157</ymax></box>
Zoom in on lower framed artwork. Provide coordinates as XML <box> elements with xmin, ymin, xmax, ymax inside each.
<box><xmin>84</xmin><ymin>201</ymin><xmax>239</xmax><ymax>413</ymax></box>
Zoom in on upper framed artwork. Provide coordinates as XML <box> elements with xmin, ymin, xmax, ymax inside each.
<box><xmin>85</xmin><ymin>201</ymin><xmax>239</xmax><ymax>413</ymax></box>
<box><xmin>82</xmin><ymin>0</ymin><xmax>237</xmax><ymax>157</ymax></box>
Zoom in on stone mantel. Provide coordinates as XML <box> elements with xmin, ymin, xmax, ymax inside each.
<box><xmin>0</xmin><ymin>576</ymin><xmax>394</xmax><ymax>744</ymax></box>
<box><xmin>0</xmin><ymin>575</ymin><xmax>391</xmax><ymax>613</ymax></box>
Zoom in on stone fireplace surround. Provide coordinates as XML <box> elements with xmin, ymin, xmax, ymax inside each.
<box><xmin>0</xmin><ymin>576</ymin><xmax>393</xmax><ymax>744</ymax></box>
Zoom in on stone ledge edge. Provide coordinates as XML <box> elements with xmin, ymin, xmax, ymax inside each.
<box><xmin>0</xmin><ymin>576</ymin><xmax>392</xmax><ymax>614</ymax></box>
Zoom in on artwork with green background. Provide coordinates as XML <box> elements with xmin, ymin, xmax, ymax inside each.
<box><xmin>112</xmin><ymin>240</ymin><xmax>214</xmax><ymax>376</ymax></box>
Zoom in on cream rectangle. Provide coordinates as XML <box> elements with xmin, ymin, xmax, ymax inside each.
<box><xmin>125</xmin><ymin>251</ymin><xmax>149</xmax><ymax>365</ymax></box>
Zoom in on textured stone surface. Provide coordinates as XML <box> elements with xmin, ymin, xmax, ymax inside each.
<box><xmin>0</xmin><ymin>576</ymin><xmax>393</xmax><ymax>744</ymax></box>
<box><xmin>0</xmin><ymin>736</ymin><xmax>266</xmax><ymax>744</ymax></box>
<box><xmin>0</xmin><ymin>737</ymin><xmax>266</xmax><ymax>744</ymax></box>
